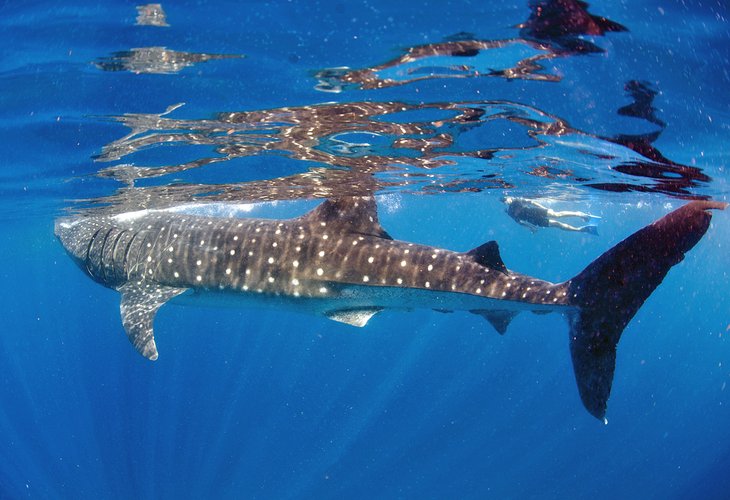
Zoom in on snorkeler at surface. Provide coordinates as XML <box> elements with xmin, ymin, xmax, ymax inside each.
<box><xmin>503</xmin><ymin>197</ymin><xmax>600</xmax><ymax>234</ymax></box>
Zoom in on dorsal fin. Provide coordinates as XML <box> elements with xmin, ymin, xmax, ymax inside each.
<box><xmin>466</xmin><ymin>241</ymin><xmax>507</xmax><ymax>273</ymax></box>
<box><xmin>300</xmin><ymin>197</ymin><xmax>392</xmax><ymax>239</ymax></box>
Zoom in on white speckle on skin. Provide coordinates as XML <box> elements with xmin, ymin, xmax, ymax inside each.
<box><xmin>268</xmin><ymin>277</ymin><xmax>275</xmax><ymax>283</ymax></box>
<box><xmin>317</xmin><ymin>268</ymin><xmax>324</xmax><ymax>276</ymax></box>
<box><xmin>272</xmin><ymin>242</ymin><xmax>277</xmax><ymax>248</ymax></box>
<box><xmin>292</xmin><ymin>278</ymin><xmax>299</xmax><ymax>286</ymax></box>
<box><xmin>167</xmin><ymin>258</ymin><xmax>172</xmax><ymax>264</ymax></box>
<box><xmin>363</xmin><ymin>276</ymin><xmax>369</xmax><ymax>282</ymax></box>
<box><xmin>233</xmin><ymin>236</ymin><xmax>238</xmax><ymax>241</ymax></box>
<box><xmin>425</xmin><ymin>282</ymin><xmax>430</xmax><ymax>288</ymax></box>
<box><xmin>476</xmin><ymin>288</ymin><xmax>482</xmax><ymax>294</ymax></box>
<box><xmin>319</xmin><ymin>251</ymin><xmax>325</xmax><ymax>257</ymax></box>
<box><xmin>246</xmin><ymin>269</ymin><xmax>251</xmax><ymax>275</ymax></box>
<box><xmin>400</xmin><ymin>260</ymin><xmax>407</xmax><ymax>267</ymax></box>
<box><xmin>323</xmin><ymin>234</ymin><xmax>329</xmax><ymax>240</ymax></box>
<box><xmin>147</xmin><ymin>256</ymin><xmax>152</xmax><ymax>262</ymax></box>
<box><xmin>200</xmin><ymin>240</ymin><xmax>205</xmax><ymax>245</ymax></box>
<box><xmin>293</xmin><ymin>260</ymin><xmax>299</xmax><ymax>268</ymax></box>
<box><xmin>174</xmin><ymin>272</ymin><xmax>180</xmax><ymax>278</ymax></box>
<box><xmin>168</xmin><ymin>246</ymin><xmax>174</xmax><ymax>252</ymax></box>
<box><xmin>368</xmin><ymin>256</ymin><xmax>374</xmax><ymax>264</ymax></box>
<box><xmin>319</xmin><ymin>287</ymin><xmax>327</xmax><ymax>294</ymax></box>
<box><xmin>268</xmin><ymin>257</ymin><xmax>274</xmax><ymax>264</ymax></box>
<box><xmin>226</xmin><ymin>268</ymin><xmax>232</xmax><ymax>275</ymax></box>
<box><xmin>427</xmin><ymin>264</ymin><xmax>433</xmax><ymax>271</ymax></box>
<box><xmin>230</xmin><ymin>250</ymin><xmax>236</xmax><ymax>255</ymax></box>
<box><xmin>397</xmin><ymin>278</ymin><xmax>403</xmax><ymax>285</ymax></box>
<box><xmin>196</xmin><ymin>275</ymin><xmax>202</xmax><ymax>282</ymax></box>
<box><xmin>196</xmin><ymin>260</ymin><xmax>202</xmax><ymax>266</ymax></box>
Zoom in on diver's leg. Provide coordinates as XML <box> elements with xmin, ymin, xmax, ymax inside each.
<box><xmin>547</xmin><ymin>219</ymin><xmax>582</xmax><ymax>231</ymax></box>
<box><xmin>546</xmin><ymin>208</ymin><xmax>601</xmax><ymax>221</ymax></box>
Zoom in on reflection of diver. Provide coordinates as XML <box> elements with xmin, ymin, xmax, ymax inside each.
<box><xmin>503</xmin><ymin>197</ymin><xmax>600</xmax><ymax>234</ymax></box>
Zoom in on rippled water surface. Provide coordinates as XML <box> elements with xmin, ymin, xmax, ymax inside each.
<box><xmin>2</xmin><ymin>1</ymin><xmax>730</xmax><ymax>498</ymax></box>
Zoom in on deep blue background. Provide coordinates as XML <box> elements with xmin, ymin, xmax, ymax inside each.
<box><xmin>2</xmin><ymin>1</ymin><xmax>730</xmax><ymax>498</ymax></box>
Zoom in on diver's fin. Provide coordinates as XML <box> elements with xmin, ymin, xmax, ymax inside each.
<box><xmin>300</xmin><ymin>197</ymin><xmax>393</xmax><ymax>239</ymax></box>
<box><xmin>471</xmin><ymin>310</ymin><xmax>518</xmax><ymax>335</ymax></box>
<box><xmin>566</xmin><ymin>201</ymin><xmax>726</xmax><ymax>419</ymax></box>
<box><xmin>325</xmin><ymin>307</ymin><xmax>382</xmax><ymax>327</ymax></box>
<box><xmin>466</xmin><ymin>241</ymin><xmax>508</xmax><ymax>273</ymax></box>
<box><xmin>118</xmin><ymin>282</ymin><xmax>188</xmax><ymax>360</ymax></box>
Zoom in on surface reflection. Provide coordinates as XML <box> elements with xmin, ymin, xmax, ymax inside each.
<box><xmin>94</xmin><ymin>47</ymin><xmax>241</xmax><ymax>74</ymax></box>
<box><xmin>315</xmin><ymin>0</ymin><xmax>625</xmax><ymax>91</ymax></box>
<box><xmin>135</xmin><ymin>3</ymin><xmax>169</xmax><ymax>27</ymax></box>
<box><xmin>72</xmin><ymin>89</ymin><xmax>709</xmax><ymax>215</ymax></box>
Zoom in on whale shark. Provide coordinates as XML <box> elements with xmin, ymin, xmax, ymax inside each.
<box><xmin>55</xmin><ymin>198</ymin><xmax>725</xmax><ymax>419</ymax></box>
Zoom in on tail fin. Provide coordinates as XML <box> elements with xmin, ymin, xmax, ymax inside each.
<box><xmin>566</xmin><ymin>201</ymin><xmax>726</xmax><ymax>419</ymax></box>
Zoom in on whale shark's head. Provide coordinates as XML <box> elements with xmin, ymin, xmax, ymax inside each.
<box><xmin>54</xmin><ymin>217</ymin><xmax>100</xmax><ymax>267</ymax></box>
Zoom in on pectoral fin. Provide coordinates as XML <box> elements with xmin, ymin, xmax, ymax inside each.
<box><xmin>325</xmin><ymin>308</ymin><xmax>382</xmax><ymax>327</ymax></box>
<box><xmin>118</xmin><ymin>282</ymin><xmax>188</xmax><ymax>360</ymax></box>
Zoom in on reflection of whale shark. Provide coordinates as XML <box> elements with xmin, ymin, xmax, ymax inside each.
<box><xmin>94</xmin><ymin>47</ymin><xmax>242</xmax><ymax>74</ymax></box>
<box><xmin>55</xmin><ymin>199</ymin><xmax>725</xmax><ymax>419</ymax></box>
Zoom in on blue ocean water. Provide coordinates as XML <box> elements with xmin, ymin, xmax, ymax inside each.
<box><xmin>2</xmin><ymin>0</ymin><xmax>730</xmax><ymax>498</ymax></box>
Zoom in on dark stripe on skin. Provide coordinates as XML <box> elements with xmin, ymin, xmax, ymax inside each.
<box><xmin>122</xmin><ymin>231</ymin><xmax>138</xmax><ymax>281</ymax></box>
<box><xmin>85</xmin><ymin>227</ymin><xmax>104</xmax><ymax>280</ymax></box>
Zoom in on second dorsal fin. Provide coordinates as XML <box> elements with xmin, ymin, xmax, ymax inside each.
<box><xmin>466</xmin><ymin>240</ymin><xmax>507</xmax><ymax>273</ymax></box>
<box><xmin>300</xmin><ymin>197</ymin><xmax>392</xmax><ymax>239</ymax></box>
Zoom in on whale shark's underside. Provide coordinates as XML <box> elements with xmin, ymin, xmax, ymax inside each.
<box><xmin>55</xmin><ymin>199</ymin><xmax>725</xmax><ymax>419</ymax></box>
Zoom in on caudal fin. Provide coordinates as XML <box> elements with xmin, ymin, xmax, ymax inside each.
<box><xmin>566</xmin><ymin>201</ymin><xmax>726</xmax><ymax>419</ymax></box>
